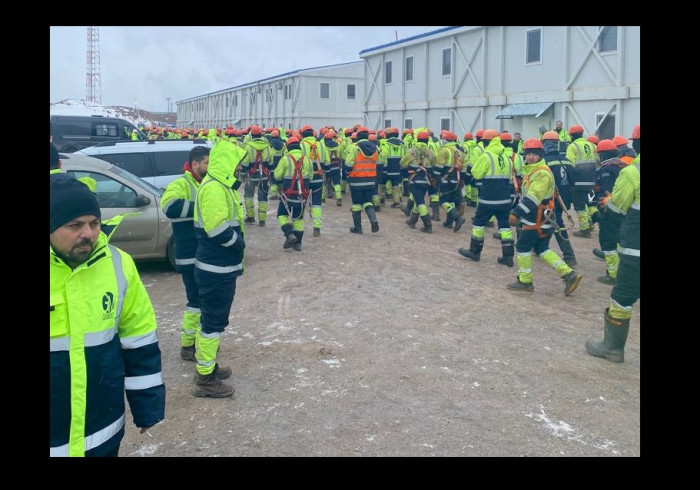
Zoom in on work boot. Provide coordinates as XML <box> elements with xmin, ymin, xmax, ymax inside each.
<box><xmin>292</xmin><ymin>231</ymin><xmax>303</xmax><ymax>251</ymax></box>
<box><xmin>573</xmin><ymin>228</ymin><xmax>592</xmax><ymax>238</ymax></box>
<box><xmin>563</xmin><ymin>270</ymin><xmax>583</xmax><ymax>296</ymax></box>
<box><xmin>380</xmin><ymin>198</ymin><xmax>386</xmax><ymax>206</ymax></box>
<box><xmin>374</xmin><ymin>205</ymin><xmax>382</xmax><ymax>213</ymax></box>
<box><xmin>390</xmin><ymin>202</ymin><xmax>401</xmax><ymax>208</ymax></box>
<box><xmin>493</xmin><ymin>232</ymin><xmax>502</xmax><ymax>240</ymax></box>
<box><xmin>349</xmin><ymin>211</ymin><xmax>363</xmax><ymax>234</ymax></box>
<box><xmin>592</xmin><ymin>248</ymin><xmax>605</xmax><ymax>260</ymax></box>
<box><xmin>401</xmin><ymin>202</ymin><xmax>413</xmax><ymax>217</ymax></box>
<box><xmin>366</xmin><ymin>206</ymin><xmax>379</xmax><ymax>233</ymax></box>
<box><xmin>282</xmin><ymin>224</ymin><xmax>297</xmax><ymax>249</ymax></box>
<box><xmin>406</xmin><ymin>211</ymin><xmax>419</xmax><ymax>229</ymax></box>
<box><xmin>497</xmin><ymin>239</ymin><xmax>514</xmax><ymax>267</ymax></box>
<box><xmin>507</xmin><ymin>277</ymin><xmax>534</xmax><ymax>292</ymax></box>
<box><xmin>466</xmin><ymin>200</ymin><xmax>477</xmax><ymax>208</ymax></box>
<box><xmin>555</xmin><ymin>233</ymin><xmax>578</xmax><ymax>268</ymax></box>
<box><xmin>452</xmin><ymin>210</ymin><xmax>466</xmax><ymax>232</ymax></box>
<box><xmin>420</xmin><ymin>214</ymin><xmax>432</xmax><ymax>234</ymax></box>
<box><xmin>180</xmin><ymin>345</ymin><xmax>196</xmax><ymax>362</ymax></box>
<box><xmin>443</xmin><ymin>209</ymin><xmax>454</xmax><ymax>228</ymax></box>
<box><xmin>585</xmin><ymin>308</ymin><xmax>631</xmax><ymax>363</ymax></box>
<box><xmin>337</xmin><ymin>198</ymin><xmax>342</xmax><ymax>207</ymax></box>
<box><xmin>431</xmin><ymin>202</ymin><xmax>441</xmax><ymax>222</ymax></box>
<box><xmin>244</xmin><ymin>217</ymin><xmax>255</xmax><ymax>224</ymax></box>
<box><xmin>458</xmin><ymin>237</ymin><xmax>483</xmax><ymax>261</ymax></box>
<box><xmin>212</xmin><ymin>363</ymin><xmax>232</xmax><ymax>380</ymax></box>
<box><xmin>259</xmin><ymin>220</ymin><xmax>265</xmax><ymax>227</ymax></box>
<box><xmin>193</xmin><ymin>371</ymin><xmax>235</xmax><ymax>398</ymax></box>
<box><xmin>313</xmin><ymin>228</ymin><xmax>321</xmax><ymax>237</ymax></box>
<box><xmin>597</xmin><ymin>273</ymin><xmax>616</xmax><ymax>285</ymax></box>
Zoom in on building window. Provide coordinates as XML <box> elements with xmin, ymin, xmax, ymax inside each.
<box><xmin>598</xmin><ymin>26</ymin><xmax>618</xmax><ymax>53</ymax></box>
<box><xmin>405</xmin><ymin>56</ymin><xmax>414</xmax><ymax>82</ymax></box>
<box><xmin>266</xmin><ymin>88</ymin><xmax>273</xmax><ymax>103</ymax></box>
<box><xmin>384</xmin><ymin>119</ymin><xmax>391</xmax><ymax>129</ymax></box>
<box><xmin>385</xmin><ymin>61</ymin><xmax>393</xmax><ymax>84</ymax></box>
<box><xmin>441</xmin><ymin>48</ymin><xmax>451</xmax><ymax>76</ymax></box>
<box><xmin>225</xmin><ymin>96</ymin><xmax>228</xmax><ymax>108</ymax></box>
<box><xmin>233</xmin><ymin>95</ymin><xmax>238</xmax><ymax>107</ymax></box>
<box><xmin>284</xmin><ymin>84</ymin><xmax>291</xmax><ymax>100</ymax></box>
<box><xmin>440</xmin><ymin>118</ymin><xmax>450</xmax><ymax>131</ymax></box>
<box><xmin>404</xmin><ymin>118</ymin><xmax>413</xmax><ymax>130</ymax></box>
<box><xmin>249</xmin><ymin>92</ymin><xmax>255</xmax><ymax>106</ymax></box>
<box><xmin>320</xmin><ymin>83</ymin><xmax>330</xmax><ymax>99</ymax></box>
<box><xmin>596</xmin><ymin>113</ymin><xmax>615</xmax><ymax>140</ymax></box>
<box><xmin>526</xmin><ymin>28</ymin><xmax>542</xmax><ymax>64</ymax></box>
<box><xmin>347</xmin><ymin>84</ymin><xmax>356</xmax><ymax>100</ymax></box>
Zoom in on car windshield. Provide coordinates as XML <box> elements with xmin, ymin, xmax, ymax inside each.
<box><xmin>111</xmin><ymin>165</ymin><xmax>163</xmax><ymax>196</ymax></box>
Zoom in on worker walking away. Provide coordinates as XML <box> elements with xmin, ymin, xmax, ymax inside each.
<box><xmin>240</xmin><ymin>126</ymin><xmax>272</xmax><ymax>226</ymax></box>
<box><xmin>266</xmin><ymin>129</ymin><xmax>287</xmax><ymax>200</ymax></box>
<box><xmin>322</xmin><ymin>131</ymin><xmax>343</xmax><ymax>206</ymax></box>
<box><xmin>400</xmin><ymin>131</ymin><xmax>436</xmax><ymax>233</ymax></box>
<box><xmin>300</xmin><ymin>125</ymin><xmax>328</xmax><ymax>237</ymax></box>
<box><xmin>506</xmin><ymin>139</ymin><xmax>583</xmax><ymax>296</ymax></box>
<box><xmin>566</xmin><ymin>125</ymin><xmax>598</xmax><ymax>237</ymax></box>
<box><xmin>435</xmin><ymin>131</ymin><xmax>467</xmax><ymax>232</ymax></box>
<box><xmin>383</xmin><ymin>128</ymin><xmax>406</xmax><ymax>208</ymax></box>
<box><xmin>345</xmin><ymin>126</ymin><xmax>379</xmax><ymax>234</ymax></box>
<box><xmin>275</xmin><ymin>137</ymin><xmax>313</xmax><ymax>251</ymax></box>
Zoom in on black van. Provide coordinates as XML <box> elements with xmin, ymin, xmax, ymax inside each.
<box><xmin>50</xmin><ymin>114</ymin><xmax>147</xmax><ymax>152</ymax></box>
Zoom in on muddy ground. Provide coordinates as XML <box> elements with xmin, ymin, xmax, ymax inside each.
<box><xmin>121</xmin><ymin>195</ymin><xmax>640</xmax><ymax>457</ymax></box>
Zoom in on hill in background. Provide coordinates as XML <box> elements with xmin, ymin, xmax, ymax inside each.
<box><xmin>50</xmin><ymin>99</ymin><xmax>177</xmax><ymax>127</ymax></box>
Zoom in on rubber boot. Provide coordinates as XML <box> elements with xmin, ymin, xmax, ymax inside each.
<box><xmin>282</xmin><ymin>223</ymin><xmax>297</xmax><ymax>249</ymax></box>
<box><xmin>555</xmin><ymin>233</ymin><xmax>578</xmax><ymax>268</ymax></box>
<box><xmin>366</xmin><ymin>206</ymin><xmax>379</xmax><ymax>233</ymax></box>
<box><xmin>292</xmin><ymin>231</ymin><xmax>303</xmax><ymax>251</ymax></box>
<box><xmin>406</xmin><ymin>211</ymin><xmax>419</xmax><ymax>229</ymax></box>
<box><xmin>497</xmin><ymin>239</ymin><xmax>514</xmax><ymax>267</ymax></box>
<box><xmin>585</xmin><ymin>308</ymin><xmax>631</xmax><ymax>363</ymax></box>
<box><xmin>451</xmin><ymin>209</ymin><xmax>466</xmax><ymax>232</ymax></box>
<box><xmin>420</xmin><ymin>214</ymin><xmax>432</xmax><ymax>233</ymax></box>
<box><xmin>431</xmin><ymin>202</ymin><xmax>441</xmax><ymax>222</ymax></box>
<box><xmin>443</xmin><ymin>208</ymin><xmax>455</xmax><ymax>228</ymax></box>
<box><xmin>458</xmin><ymin>237</ymin><xmax>483</xmax><ymax>261</ymax></box>
<box><xmin>349</xmin><ymin>211</ymin><xmax>363</xmax><ymax>234</ymax></box>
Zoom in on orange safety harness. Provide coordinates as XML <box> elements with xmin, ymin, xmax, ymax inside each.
<box><xmin>249</xmin><ymin>149</ymin><xmax>269</xmax><ymax>178</ymax></box>
<box><xmin>520</xmin><ymin>168</ymin><xmax>556</xmax><ymax>238</ymax></box>
<box><xmin>283</xmin><ymin>154</ymin><xmax>309</xmax><ymax>200</ymax></box>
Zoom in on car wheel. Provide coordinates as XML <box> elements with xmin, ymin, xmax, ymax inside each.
<box><xmin>62</xmin><ymin>144</ymin><xmax>81</xmax><ymax>153</ymax></box>
<box><xmin>167</xmin><ymin>238</ymin><xmax>177</xmax><ymax>270</ymax></box>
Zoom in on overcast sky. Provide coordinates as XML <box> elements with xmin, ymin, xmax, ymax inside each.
<box><xmin>50</xmin><ymin>26</ymin><xmax>446</xmax><ymax>113</ymax></box>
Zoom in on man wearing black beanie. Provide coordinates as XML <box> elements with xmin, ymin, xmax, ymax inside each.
<box><xmin>50</xmin><ymin>175</ymin><xmax>165</xmax><ymax>457</ymax></box>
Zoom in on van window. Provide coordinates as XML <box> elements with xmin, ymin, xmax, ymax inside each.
<box><xmin>152</xmin><ymin>151</ymin><xmax>190</xmax><ymax>176</ymax></box>
<box><xmin>58</xmin><ymin>120</ymin><xmax>91</xmax><ymax>137</ymax></box>
<box><xmin>95</xmin><ymin>123</ymin><xmax>119</xmax><ymax>137</ymax></box>
<box><xmin>97</xmin><ymin>153</ymin><xmax>151</xmax><ymax>178</ymax></box>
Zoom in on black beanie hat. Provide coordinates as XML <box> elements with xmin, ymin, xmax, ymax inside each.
<box><xmin>50</xmin><ymin>175</ymin><xmax>101</xmax><ymax>233</ymax></box>
<box><xmin>50</xmin><ymin>142</ymin><xmax>60</xmax><ymax>169</ymax></box>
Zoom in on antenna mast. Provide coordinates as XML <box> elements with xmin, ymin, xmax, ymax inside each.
<box><xmin>86</xmin><ymin>26</ymin><xmax>102</xmax><ymax>104</ymax></box>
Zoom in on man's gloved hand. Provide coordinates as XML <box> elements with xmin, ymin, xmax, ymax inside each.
<box><xmin>509</xmin><ymin>213</ymin><xmax>518</xmax><ymax>227</ymax></box>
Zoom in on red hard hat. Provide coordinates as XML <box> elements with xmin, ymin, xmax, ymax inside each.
<box><xmin>596</xmin><ymin>139</ymin><xmax>617</xmax><ymax>152</ymax></box>
<box><xmin>250</xmin><ymin>125</ymin><xmax>263</xmax><ymax>136</ymax></box>
<box><xmin>523</xmin><ymin>138</ymin><xmax>544</xmax><ymax>150</ymax></box>
<box><xmin>482</xmin><ymin>129</ymin><xmax>499</xmax><ymax>140</ymax></box>
<box><xmin>630</xmin><ymin>124</ymin><xmax>640</xmax><ymax>139</ymax></box>
<box><xmin>475</xmin><ymin>129</ymin><xmax>485</xmax><ymax>138</ymax></box>
<box><xmin>416</xmin><ymin>131</ymin><xmax>430</xmax><ymax>140</ymax></box>
<box><xmin>542</xmin><ymin>131</ymin><xmax>559</xmax><ymax>141</ymax></box>
<box><xmin>612</xmin><ymin>136</ymin><xmax>628</xmax><ymax>146</ymax></box>
<box><xmin>499</xmin><ymin>132</ymin><xmax>512</xmax><ymax>141</ymax></box>
<box><xmin>569</xmin><ymin>125</ymin><xmax>584</xmax><ymax>134</ymax></box>
<box><xmin>464</xmin><ymin>132</ymin><xmax>473</xmax><ymax>140</ymax></box>
<box><xmin>586</xmin><ymin>135</ymin><xmax>600</xmax><ymax>145</ymax></box>
<box><xmin>443</xmin><ymin>131</ymin><xmax>458</xmax><ymax>141</ymax></box>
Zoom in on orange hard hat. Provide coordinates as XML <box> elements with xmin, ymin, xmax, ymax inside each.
<box><xmin>356</xmin><ymin>126</ymin><xmax>369</xmax><ymax>134</ymax></box>
<box><xmin>482</xmin><ymin>129</ymin><xmax>499</xmax><ymax>140</ymax></box>
<box><xmin>464</xmin><ymin>132</ymin><xmax>473</xmax><ymax>140</ymax></box>
<box><xmin>416</xmin><ymin>131</ymin><xmax>430</xmax><ymax>140</ymax></box>
<box><xmin>596</xmin><ymin>139</ymin><xmax>617</xmax><ymax>152</ymax></box>
<box><xmin>475</xmin><ymin>129</ymin><xmax>485</xmax><ymax>138</ymax></box>
<box><xmin>390</xmin><ymin>127</ymin><xmax>399</xmax><ymax>134</ymax></box>
<box><xmin>344</xmin><ymin>128</ymin><xmax>353</xmax><ymax>136</ymax></box>
<box><xmin>368</xmin><ymin>134</ymin><xmax>377</xmax><ymax>141</ymax></box>
<box><xmin>586</xmin><ymin>135</ymin><xmax>600</xmax><ymax>145</ymax></box>
<box><xmin>612</xmin><ymin>136</ymin><xmax>628</xmax><ymax>146</ymax></box>
<box><xmin>569</xmin><ymin>125</ymin><xmax>584</xmax><ymax>134</ymax></box>
<box><xmin>250</xmin><ymin>125</ymin><xmax>263</xmax><ymax>136</ymax></box>
<box><xmin>300</xmin><ymin>125</ymin><xmax>314</xmax><ymax>133</ymax></box>
<box><xmin>499</xmin><ymin>132</ymin><xmax>512</xmax><ymax>141</ymax></box>
<box><xmin>630</xmin><ymin>124</ymin><xmax>640</xmax><ymax>139</ymax></box>
<box><xmin>324</xmin><ymin>131</ymin><xmax>336</xmax><ymax>139</ymax></box>
<box><xmin>271</xmin><ymin>129</ymin><xmax>280</xmax><ymax>137</ymax></box>
<box><xmin>286</xmin><ymin>137</ymin><xmax>300</xmax><ymax>146</ymax></box>
<box><xmin>542</xmin><ymin>131</ymin><xmax>559</xmax><ymax>141</ymax></box>
<box><xmin>523</xmin><ymin>138</ymin><xmax>544</xmax><ymax>150</ymax></box>
<box><xmin>443</xmin><ymin>131</ymin><xmax>458</xmax><ymax>141</ymax></box>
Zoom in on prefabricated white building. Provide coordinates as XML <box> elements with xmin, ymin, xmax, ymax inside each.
<box><xmin>359</xmin><ymin>26</ymin><xmax>640</xmax><ymax>140</ymax></box>
<box><xmin>176</xmin><ymin>61</ymin><xmax>364</xmax><ymax>130</ymax></box>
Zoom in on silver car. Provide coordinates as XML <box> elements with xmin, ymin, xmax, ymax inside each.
<box><xmin>59</xmin><ymin>152</ymin><xmax>175</xmax><ymax>269</ymax></box>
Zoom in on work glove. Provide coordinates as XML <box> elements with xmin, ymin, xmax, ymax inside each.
<box><xmin>509</xmin><ymin>214</ymin><xmax>519</xmax><ymax>227</ymax></box>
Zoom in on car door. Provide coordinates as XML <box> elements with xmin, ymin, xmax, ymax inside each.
<box><xmin>65</xmin><ymin>168</ymin><xmax>160</xmax><ymax>258</ymax></box>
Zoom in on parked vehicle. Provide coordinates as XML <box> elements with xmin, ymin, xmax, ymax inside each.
<box><xmin>59</xmin><ymin>152</ymin><xmax>175</xmax><ymax>269</ymax></box>
<box><xmin>50</xmin><ymin>114</ymin><xmax>147</xmax><ymax>153</ymax></box>
<box><xmin>76</xmin><ymin>138</ymin><xmax>214</xmax><ymax>188</ymax></box>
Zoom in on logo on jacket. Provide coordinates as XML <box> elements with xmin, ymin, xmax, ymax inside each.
<box><xmin>102</xmin><ymin>292</ymin><xmax>116</xmax><ymax>320</ymax></box>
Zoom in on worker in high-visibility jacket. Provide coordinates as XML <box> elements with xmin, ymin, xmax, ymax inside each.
<box><xmin>458</xmin><ymin>129</ymin><xmax>513</xmax><ymax>265</ymax></box>
<box><xmin>266</xmin><ymin>129</ymin><xmax>287</xmax><ymax>199</ymax></box>
<box><xmin>274</xmin><ymin>136</ymin><xmax>313</xmax><ymax>250</ymax></box>
<box><xmin>344</xmin><ymin>126</ymin><xmax>380</xmax><ymax>234</ymax></box>
<box><xmin>586</xmin><ymin>125</ymin><xmax>639</xmax><ymax>363</ymax></box>
<box><xmin>192</xmin><ymin>140</ymin><xmax>247</xmax><ymax>398</ymax></box>
<box><xmin>566</xmin><ymin>125</ymin><xmax>598</xmax><ymax>238</ymax></box>
<box><xmin>435</xmin><ymin>131</ymin><xmax>467</xmax><ymax>232</ymax></box>
<box><xmin>50</xmin><ymin>176</ymin><xmax>165</xmax><ymax>456</ymax></box>
<box><xmin>383</xmin><ymin>128</ymin><xmax>406</xmax><ymax>208</ymax></box>
<box><xmin>322</xmin><ymin>131</ymin><xmax>344</xmax><ymax>206</ymax></box>
<box><xmin>300</xmin><ymin>125</ymin><xmax>328</xmax><ymax>237</ymax></box>
<box><xmin>161</xmin><ymin>145</ymin><xmax>210</xmax><ymax>362</ymax></box>
<box><xmin>240</xmin><ymin>126</ymin><xmax>273</xmax><ymax>226</ymax></box>
<box><xmin>400</xmin><ymin>131</ymin><xmax>436</xmax><ymax>233</ymax></box>
<box><xmin>506</xmin><ymin>139</ymin><xmax>583</xmax><ymax>296</ymax></box>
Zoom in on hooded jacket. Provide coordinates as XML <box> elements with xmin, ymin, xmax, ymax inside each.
<box><xmin>471</xmin><ymin>138</ymin><xmax>512</xmax><ymax>207</ymax></box>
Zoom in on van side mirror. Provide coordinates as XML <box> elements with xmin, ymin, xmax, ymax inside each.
<box><xmin>135</xmin><ymin>194</ymin><xmax>151</xmax><ymax>207</ymax></box>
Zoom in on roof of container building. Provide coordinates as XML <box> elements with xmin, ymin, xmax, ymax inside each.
<box><xmin>176</xmin><ymin>61</ymin><xmax>363</xmax><ymax>104</ymax></box>
<box><xmin>359</xmin><ymin>26</ymin><xmax>465</xmax><ymax>56</ymax></box>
